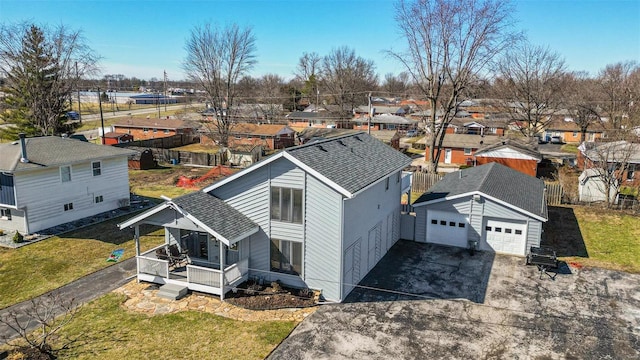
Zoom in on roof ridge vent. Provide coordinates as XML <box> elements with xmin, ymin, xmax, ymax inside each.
<box><xmin>337</xmin><ymin>140</ymin><xmax>346</xmax><ymax>146</ymax></box>
<box><xmin>316</xmin><ymin>145</ymin><xmax>328</xmax><ymax>152</ymax></box>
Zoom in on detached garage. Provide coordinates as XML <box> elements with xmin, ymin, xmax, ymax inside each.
<box><xmin>412</xmin><ymin>163</ymin><xmax>548</xmax><ymax>256</ymax></box>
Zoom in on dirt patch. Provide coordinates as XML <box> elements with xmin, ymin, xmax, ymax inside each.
<box><xmin>130</xmin><ymin>166</ymin><xmax>212</xmax><ymax>188</ymax></box>
<box><xmin>225</xmin><ymin>280</ymin><xmax>317</xmax><ymax>310</ymax></box>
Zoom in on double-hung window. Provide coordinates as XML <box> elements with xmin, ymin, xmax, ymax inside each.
<box><xmin>270</xmin><ymin>239</ymin><xmax>302</xmax><ymax>275</ymax></box>
<box><xmin>92</xmin><ymin>161</ymin><xmax>101</xmax><ymax>176</ymax></box>
<box><xmin>271</xmin><ymin>187</ymin><xmax>303</xmax><ymax>223</ymax></box>
<box><xmin>61</xmin><ymin>166</ymin><xmax>71</xmax><ymax>182</ymax></box>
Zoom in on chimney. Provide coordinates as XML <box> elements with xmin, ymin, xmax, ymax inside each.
<box><xmin>18</xmin><ymin>133</ymin><xmax>29</xmax><ymax>163</ymax></box>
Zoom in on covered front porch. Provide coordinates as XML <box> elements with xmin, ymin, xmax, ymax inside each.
<box><xmin>118</xmin><ymin>191</ymin><xmax>259</xmax><ymax>300</ymax></box>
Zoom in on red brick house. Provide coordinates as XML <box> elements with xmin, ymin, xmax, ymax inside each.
<box><xmin>103</xmin><ymin>132</ymin><xmax>133</xmax><ymax>145</ymax></box>
<box><xmin>474</xmin><ymin>140</ymin><xmax>542</xmax><ymax>177</ymax></box>
<box><xmin>424</xmin><ymin>134</ymin><xmax>502</xmax><ymax>170</ymax></box>
<box><xmin>201</xmin><ymin>123</ymin><xmax>295</xmax><ymax>150</ymax></box>
<box><xmin>446</xmin><ymin>119</ymin><xmax>507</xmax><ymax>136</ymax></box>
<box><xmin>112</xmin><ymin>118</ymin><xmax>196</xmax><ymax>140</ymax></box>
<box><xmin>577</xmin><ymin>140</ymin><xmax>640</xmax><ymax>186</ymax></box>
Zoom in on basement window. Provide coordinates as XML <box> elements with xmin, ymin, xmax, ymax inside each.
<box><xmin>0</xmin><ymin>208</ymin><xmax>11</xmax><ymax>220</ymax></box>
<box><xmin>95</xmin><ymin>195</ymin><xmax>104</xmax><ymax>203</ymax></box>
<box><xmin>64</xmin><ymin>203</ymin><xmax>74</xmax><ymax>211</ymax></box>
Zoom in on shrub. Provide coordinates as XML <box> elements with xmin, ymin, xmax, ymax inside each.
<box><xmin>12</xmin><ymin>231</ymin><xmax>24</xmax><ymax>243</ymax></box>
<box><xmin>0</xmin><ymin>229</ymin><xmax>4</xmax><ymax>236</ymax></box>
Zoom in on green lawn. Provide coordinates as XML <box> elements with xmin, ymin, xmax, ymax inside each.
<box><xmin>0</xmin><ymin>219</ymin><xmax>163</xmax><ymax>309</ymax></box>
<box><xmin>570</xmin><ymin>206</ymin><xmax>640</xmax><ymax>273</ymax></box>
<box><xmin>3</xmin><ymin>293</ymin><xmax>296</xmax><ymax>360</ymax></box>
<box><xmin>560</xmin><ymin>143</ymin><xmax>579</xmax><ymax>153</ymax></box>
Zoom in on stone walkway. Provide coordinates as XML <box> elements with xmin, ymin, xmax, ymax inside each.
<box><xmin>113</xmin><ymin>280</ymin><xmax>318</xmax><ymax>323</ymax></box>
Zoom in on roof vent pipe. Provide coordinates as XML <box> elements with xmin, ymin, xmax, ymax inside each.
<box><xmin>18</xmin><ymin>133</ymin><xmax>29</xmax><ymax>163</ymax></box>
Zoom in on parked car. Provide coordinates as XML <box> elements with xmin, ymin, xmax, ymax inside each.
<box><xmin>66</xmin><ymin>111</ymin><xmax>80</xmax><ymax>120</ymax></box>
<box><xmin>550</xmin><ymin>136</ymin><xmax>564</xmax><ymax>144</ymax></box>
<box><xmin>406</xmin><ymin>129</ymin><xmax>419</xmax><ymax>137</ymax></box>
<box><xmin>535</xmin><ymin>136</ymin><xmax>548</xmax><ymax>144</ymax></box>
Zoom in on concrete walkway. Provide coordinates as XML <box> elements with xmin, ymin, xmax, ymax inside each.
<box><xmin>0</xmin><ymin>257</ymin><xmax>137</xmax><ymax>343</ymax></box>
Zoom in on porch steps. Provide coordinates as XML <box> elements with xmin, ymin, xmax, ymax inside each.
<box><xmin>157</xmin><ymin>283</ymin><xmax>189</xmax><ymax>300</ymax></box>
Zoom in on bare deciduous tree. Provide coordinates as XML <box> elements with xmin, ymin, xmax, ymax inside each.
<box><xmin>566</xmin><ymin>72</ymin><xmax>602</xmax><ymax>143</ymax></box>
<box><xmin>598</xmin><ymin>61</ymin><xmax>639</xmax><ymax>130</ymax></box>
<box><xmin>492</xmin><ymin>40</ymin><xmax>567</xmax><ymax>137</ymax></box>
<box><xmin>381</xmin><ymin>72</ymin><xmax>411</xmax><ymax>98</ymax></box>
<box><xmin>320</xmin><ymin>46</ymin><xmax>378</xmax><ymax>111</ymax></box>
<box><xmin>183</xmin><ymin>23</ymin><xmax>257</xmax><ymax>146</ymax></box>
<box><xmin>0</xmin><ymin>293</ymin><xmax>79</xmax><ymax>359</ymax></box>
<box><xmin>0</xmin><ymin>22</ymin><xmax>99</xmax><ymax>138</ymax></box>
<box><xmin>390</xmin><ymin>0</ymin><xmax>516</xmax><ymax>172</ymax></box>
<box><xmin>293</xmin><ymin>52</ymin><xmax>322</xmax><ymax>109</ymax></box>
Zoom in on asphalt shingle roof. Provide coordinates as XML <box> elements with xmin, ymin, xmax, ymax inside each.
<box><xmin>171</xmin><ymin>191</ymin><xmax>258</xmax><ymax>242</ymax></box>
<box><xmin>286</xmin><ymin>132</ymin><xmax>412</xmax><ymax>194</ymax></box>
<box><xmin>0</xmin><ymin>136</ymin><xmax>135</xmax><ymax>172</ymax></box>
<box><xmin>414</xmin><ymin>162</ymin><xmax>547</xmax><ymax>219</ymax></box>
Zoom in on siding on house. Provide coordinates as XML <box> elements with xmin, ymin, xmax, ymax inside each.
<box><xmin>304</xmin><ymin>174</ymin><xmax>342</xmax><ymax>301</ymax></box>
<box><xmin>12</xmin><ymin>157</ymin><xmax>130</xmax><ymax>233</ymax></box>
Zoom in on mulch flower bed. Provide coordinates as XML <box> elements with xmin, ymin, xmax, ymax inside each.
<box><xmin>225</xmin><ymin>280</ymin><xmax>317</xmax><ymax>310</ymax></box>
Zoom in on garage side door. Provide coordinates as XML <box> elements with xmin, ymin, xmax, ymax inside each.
<box><xmin>426</xmin><ymin>210</ymin><xmax>469</xmax><ymax>248</ymax></box>
<box><xmin>481</xmin><ymin>219</ymin><xmax>527</xmax><ymax>256</ymax></box>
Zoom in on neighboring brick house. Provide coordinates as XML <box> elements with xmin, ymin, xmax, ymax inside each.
<box><xmin>103</xmin><ymin>132</ymin><xmax>134</xmax><ymax>145</ymax></box>
<box><xmin>201</xmin><ymin>123</ymin><xmax>295</xmax><ymax>150</ymax></box>
<box><xmin>424</xmin><ymin>134</ymin><xmax>502</xmax><ymax>170</ymax></box>
<box><xmin>112</xmin><ymin>118</ymin><xmax>196</xmax><ymax>140</ymax></box>
<box><xmin>446</xmin><ymin>119</ymin><xmax>507</xmax><ymax>136</ymax></box>
<box><xmin>542</xmin><ymin>118</ymin><xmax>605</xmax><ymax>143</ymax></box>
<box><xmin>352</xmin><ymin>114</ymin><xmax>418</xmax><ymax>132</ymax></box>
<box><xmin>369</xmin><ymin>130</ymin><xmax>401</xmax><ymax>150</ymax></box>
<box><xmin>474</xmin><ymin>139</ymin><xmax>542</xmax><ymax>177</ymax></box>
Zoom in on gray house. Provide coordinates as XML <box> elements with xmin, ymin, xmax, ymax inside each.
<box><xmin>412</xmin><ymin>163</ymin><xmax>548</xmax><ymax>256</ymax></box>
<box><xmin>118</xmin><ymin>133</ymin><xmax>411</xmax><ymax>302</ymax></box>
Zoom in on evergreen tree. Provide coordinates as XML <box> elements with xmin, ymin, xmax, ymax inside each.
<box><xmin>0</xmin><ymin>23</ymin><xmax>99</xmax><ymax>139</ymax></box>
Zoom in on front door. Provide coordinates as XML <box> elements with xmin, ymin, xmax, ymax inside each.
<box><xmin>444</xmin><ymin>149</ymin><xmax>452</xmax><ymax>164</ymax></box>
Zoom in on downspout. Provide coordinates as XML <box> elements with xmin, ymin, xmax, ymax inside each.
<box><xmin>220</xmin><ymin>241</ymin><xmax>226</xmax><ymax>301</ymax></box>
<box><xmin>134</xmin><ymin>225</ymin><xmax>140</xmax><ymax>283</ymax></box>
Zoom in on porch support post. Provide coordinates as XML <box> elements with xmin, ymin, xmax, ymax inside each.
<box><xmin>219</xmin><ymin>240</ymin><xmax>226</xmax><ymax>301</ymax></box>
<box><xmin>134</xmin><ymin>225</ymin><xmax>140</xmax><ymax>283</ymax></box>
<box><xmin>134</xmin><ymin>225</ymin><xmax>140</xmax><ymax>256</ymax></box>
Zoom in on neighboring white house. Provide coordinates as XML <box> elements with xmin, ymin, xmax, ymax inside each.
<box><xmin>0</xmin><ymin>135</ymin><xmax>135</xmax><ymax>235</ymax></box>
<box><xmin>411</xmin><ymin>163</ymin><xmax>548</xmax><ymax>257</ymax></box>
<box><xmin>118</xmin><ymin>133</ymin><xmax>412</xmax><ymax>302</ymax></box>
<box><xmin>578</xmin><ymin>168</ymin><xmax>619</xmax><ymax>204</ymax></box>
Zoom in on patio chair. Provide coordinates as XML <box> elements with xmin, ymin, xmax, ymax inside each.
<box><xmin>155</xmin><ymin>247</ymin><xmax>170</xmax><ymax>261</ymax></box>
<box><xmin>168</xmin><ymin>244</ymin><xmax>189</xmax><ymax>268</ymax></box>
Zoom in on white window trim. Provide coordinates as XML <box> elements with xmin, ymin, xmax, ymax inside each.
<box><xmin>60</xmin><ymin>165</ymin><xmax>72</xmax><ymax>183</ymax></box>
<box><xmin>92</xmin><ymin>161</ymin><xmax>102</xmax><ymax>176</ymax></box>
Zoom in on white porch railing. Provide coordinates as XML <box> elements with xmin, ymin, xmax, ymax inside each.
<box><xmin>138</xmin><ymin>256</ymin><xmax>169</xmax><ymax>278</ymax></box>
<box><xmin>187</xmin><ymin>264</ymin><xmax>222</xmax><ymax>288</ymax></box>
<box><xmin>224</xmin><ymin>258</ymin><xmax>248</xmax><ymax>285</ymax></box>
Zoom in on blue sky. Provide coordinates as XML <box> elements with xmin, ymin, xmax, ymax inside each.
<box><xmin>1</xmin><ymin>0</ymin><xmax>638</xmax><ymax>81</ymax></box>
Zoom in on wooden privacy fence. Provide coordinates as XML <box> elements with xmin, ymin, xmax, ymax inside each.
<box><xmin>409</xmin><ymin>172</ymin><xmax>565</xmax><ymax>206</ymax></box>
<box><xmin>152</xmin><ymin>148</ymin><xmax>226</xmax><ymax>167</ymax></box>
<box><xmin>544</xmin><ymin>182</ymin><xmax>563</xmax><ymax>206</ymax></box>
<box><xmin>115</xmin><ymin>134</ymin><xmax>198</xmax><ymax>149</ymax></box>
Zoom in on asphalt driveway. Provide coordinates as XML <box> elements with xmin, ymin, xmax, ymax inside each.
<box><xmin>269</xmin><ymin>241</ymin><xmax>640</xmax><ymax>359</ymax></box>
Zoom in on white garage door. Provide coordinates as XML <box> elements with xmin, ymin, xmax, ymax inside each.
<box><xmin>482</xmin><ymin>219</ymin><xmax>527</xmax><ymax>256</ymax></box>
<box><xmin>426</xmin><ymin>210</ymin><xmax>469</xmax><ymax>248</ymax></box>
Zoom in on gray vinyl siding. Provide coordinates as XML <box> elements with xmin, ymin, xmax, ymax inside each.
<box><xmin>414</xmin><ymin>207</ymin><xmax>426</xmax><ymax>242</ymax></box>
<box><xmin>304</xmin><ymin>174</ymin><xmax>342</xmax><ymax>301</ymax></box>
<box><xmin>342</xmin><ymin>173</ymin><xmax>402</xmax><ymax>300</ymax></box>
<box><xmin>12</xmin><ymin>156</ymin><xmax>130</xmax><ymax>233</ymax></box>
<box><xmin>209</xmin><ymin>165</ymin><xmax>270</xmax><ymax>273</ymax></box>
<box><xmin>482</xmin><ymin>199</ymin><xmax>531</xmax><ymax>221</ymax></box>
<box><xmin>526</xmin><ymin>219</ymin><xmax>543</xmax><ymax>250</ymax></box>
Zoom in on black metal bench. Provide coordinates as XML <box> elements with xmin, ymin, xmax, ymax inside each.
<box><xmin>526</xmin><ymin>246</ymin><xmax>559</xmax><ymax>280</ymax></box>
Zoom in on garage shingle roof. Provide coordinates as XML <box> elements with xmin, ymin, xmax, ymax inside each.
<box><xmin>286</xmin><ymin>133</ymin><xmax>412</xmax><ymax>194</ymax></box>
<box><xmin>171</xmin><ymin>191</ymin><xmax>258</xmax><ymax>243</ymax></box>
<box><xmin>414</xmin><ymin>163</ymin><xmax>547</xmax><ymax>220</ymax></box>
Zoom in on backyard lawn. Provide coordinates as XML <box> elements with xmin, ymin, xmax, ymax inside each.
<box><xmin>543</xmin><ymin>205</ymin><xmax>640</xmax><ymax>273</ymax></box>
<box><xmin>0</xmin><ymin>219</ymin><xmax>163</xmax><ymax>309</ymax></box>
<box><xmin>2</xmin><ymin>293</ymin><xmax>296</xmax><ymax>360</ymax></box>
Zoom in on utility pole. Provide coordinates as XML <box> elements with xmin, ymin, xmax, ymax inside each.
<box><xmin>97</xmin><ymin>88</ymin><xmax>105</xmax><ymax>145</ymax></box>
<box><xmin>368</xmin><ymin>92</ymin><xmax>372</xmax><ymax>135</ymax></box>
<box><xmin>164</xmin><ymin>70</ymin><xmax>168</xmax><ymax>112</ymax></box>
<box><xmin>75</xmin><ymin>61</ymin><xmax>81</xmax><ymax>124</ymax></box>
